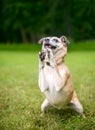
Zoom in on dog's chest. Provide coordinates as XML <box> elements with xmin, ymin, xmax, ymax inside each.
<box><xmin>43</xmin><ymin>67</ymin><xmax>69</xmax><ymax>108</ymax></box>
<box><xmin>44</xmin><ymin>67</ymin><xmax>55</xmax><ymax>89</ymax></box>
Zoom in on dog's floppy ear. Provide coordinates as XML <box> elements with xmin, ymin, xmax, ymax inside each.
<box><xmin>38</xmin><ymin>38</ymin><xmax>45</xmax><ymax>44</ymax></box>
<box><xmin>60</xmin><ymin>36</ymin><xmax>70</xmax><ymax>47</ymax></box>
<box><xmin>38</xmin><ymin>37</ymin><xmax>51</xmax><ymax>44</ymax></box>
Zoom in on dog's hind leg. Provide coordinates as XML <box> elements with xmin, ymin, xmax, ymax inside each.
<box><xmin>41</xmin><ymin>99</ymin><xmax>52</xmax><ymax>113</ymax></box>
<box><xmin>68</xmin><ymin>91</ymin><xmax>84</xmax><ymax>117</ymax></box>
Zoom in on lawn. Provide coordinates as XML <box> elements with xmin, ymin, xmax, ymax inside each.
<box><xmin>0</xmin><ymin>42</ymin><xmax>95</xmax><ymax>130</ymax></box>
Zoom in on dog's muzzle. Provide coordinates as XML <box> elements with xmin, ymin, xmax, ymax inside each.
<box><xmin>44</xmin><ymin>43</ymin><xmax>58</xmax><ymax>50</ymax></box>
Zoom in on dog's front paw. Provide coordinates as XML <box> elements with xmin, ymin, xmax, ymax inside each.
<box><xmin>47</xmin><ymin>48</ymin><xmax>54</xmax><ymax>59</ymax></box>
<box><xmin>39</xmin><ymin>51</ymin><xmax>46</xmax><ymax>62</ymax></box>
<box><xmin>39</xmin><ymin>52</ymin><xmax>46</xmax><ymax>69</ymax></box>
<box><xmin>50</xmin><ymin>59</ymin><xmax>56</xmax><ymax>68</ymax></box>
<box><xmin>44</xmin><ymin>50</ymin><xmax>50</xmax><ymax>63</ymax></box>
<box><xmin>44</xmin><ymin>49</ymin><xmax>56</xmax><ymax>67</ymax></box>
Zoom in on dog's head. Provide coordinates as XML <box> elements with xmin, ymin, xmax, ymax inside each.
<box><xmin>38</xmin><ymin>36</ymin><xmax>70</xmax><ymax>53</ymax></box>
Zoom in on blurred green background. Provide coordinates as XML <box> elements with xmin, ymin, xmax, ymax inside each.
<box><xmin>0</xmin><ymin>0</ymin><xmax>95</xmax><ymax>43</ymax></box>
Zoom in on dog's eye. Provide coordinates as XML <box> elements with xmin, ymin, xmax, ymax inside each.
<box><xmin>53</xmin><ymin>39</ymin><xmax>58</xmax><ymax>43</ymax></box>
<box><xmin>45</xmin><ymin>38</ymin><xmax>49</xmax><ymax>42</ymax></box>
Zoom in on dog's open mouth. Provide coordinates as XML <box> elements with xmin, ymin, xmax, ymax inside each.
<box><xmin>45</xmin><ymin>43</ymin><xmax>57</xmax><ymax>49</ymax></box>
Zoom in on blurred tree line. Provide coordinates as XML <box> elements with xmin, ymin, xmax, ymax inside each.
<box><xmin>0</xmin><ymin>0</ymin><xmax>95</xmax><ymax>43</ymax></box>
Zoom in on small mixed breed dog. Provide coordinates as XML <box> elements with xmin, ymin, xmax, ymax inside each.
<box><xmin>38</xmin><ymin>36</ymin><xmax>84</xmax><ymax>117</ymax></box>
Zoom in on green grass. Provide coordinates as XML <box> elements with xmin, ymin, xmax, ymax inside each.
<box><xmin>0</xmin><ymin>43</ymin><xmax>95</xmax><ymax>130</ymax></box>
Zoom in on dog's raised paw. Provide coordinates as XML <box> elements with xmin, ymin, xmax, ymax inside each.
<box><xmin>39</xmin><ymin>51</ymin><xmax>46</xmax><ymax>61</ymax></box>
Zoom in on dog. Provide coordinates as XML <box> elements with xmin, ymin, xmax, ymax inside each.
<box><xmin>38</xmin><ymin>36</ymin><xmax>84</xmax><ymax>117</ymax></box>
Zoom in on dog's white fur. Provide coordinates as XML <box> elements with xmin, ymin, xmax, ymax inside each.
<box><xmin>38</xmin><ymin>36</ymin><xmax>84</xmax><ymax>116</ymax></box>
